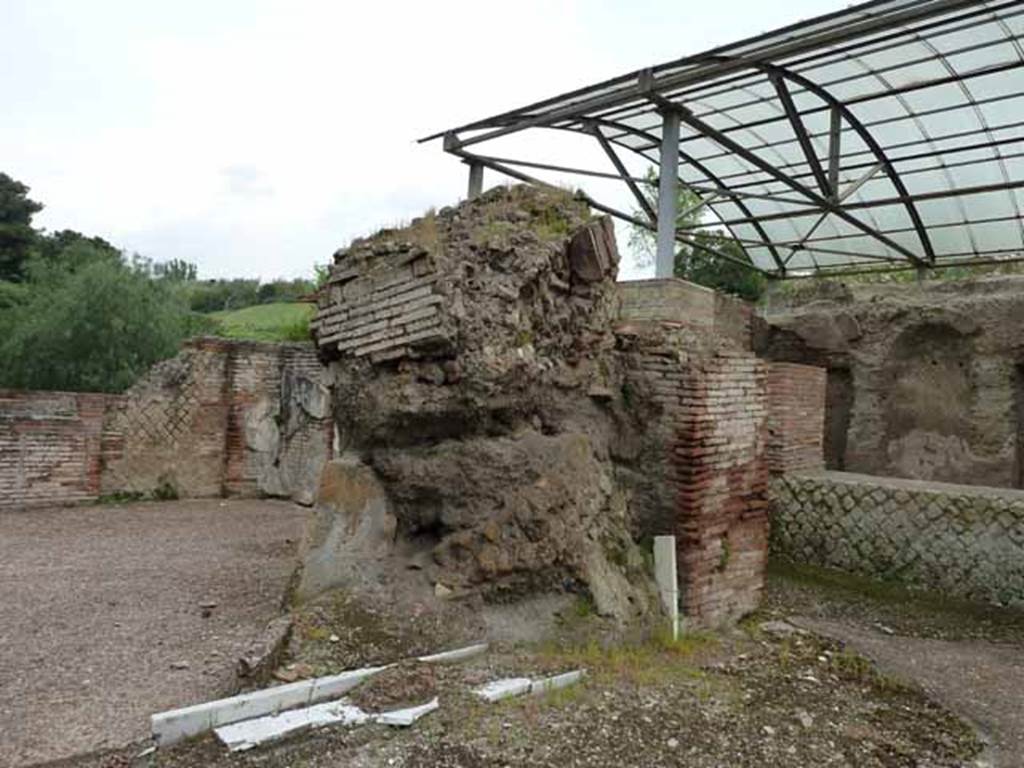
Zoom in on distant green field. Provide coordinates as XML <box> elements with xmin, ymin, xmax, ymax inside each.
<box><xmin>210</xmin><ymin>302</ymin><xmax>314</xmax><ymax>342</ymax></box>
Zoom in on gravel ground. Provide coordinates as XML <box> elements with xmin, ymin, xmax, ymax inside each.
<box><xmin>0</xmin><ymin>499</ymin><xmax>306</xmax><ymax>767</ymax></box>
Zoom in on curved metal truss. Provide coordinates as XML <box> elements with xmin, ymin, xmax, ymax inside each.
<box><xmin>422</xmin><ymin>0</ymin><xmax>1024</xmax><ymax>279</ymax></box>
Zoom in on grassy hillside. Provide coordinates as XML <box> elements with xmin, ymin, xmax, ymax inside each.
<box><xmin>210</xmin><ymin>302</ymin><xmax>314</xmax><ymax>342</ymax></box>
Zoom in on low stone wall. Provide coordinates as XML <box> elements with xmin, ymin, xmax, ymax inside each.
<box><xmin>771</xmin><ymin>470</ymin><xmax>1024</xmax><ymax>606</ymax></box>
<box><xmin>0</xmin><ymin>338</ymin><xmax>333</xmax><ymax>510</ymax></box>
<box><xmin>618</xmin><ymin>278</ymin><xmax>753</xmax><ymax>350</ymax></box>
<box><xmin>0</xmin><ymin>390</ymin><xmax>115</xmax><ymax>508</ymax></box>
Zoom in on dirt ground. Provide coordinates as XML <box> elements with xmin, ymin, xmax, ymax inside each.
<box><xmin>765</xmin><ymin>561</ymin><xmax>1024</xmax><ymax>767</ymax></box>
<box><xmin>0</xmin><ymin>498</ymin><xmax>306</xmax><ymax>767</ymax></box>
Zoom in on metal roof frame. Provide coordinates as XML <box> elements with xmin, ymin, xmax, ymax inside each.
<box><xmin>421</xmin><ymin>0</ymin><xmax>1024</xmax><ymax>278</ymax></box>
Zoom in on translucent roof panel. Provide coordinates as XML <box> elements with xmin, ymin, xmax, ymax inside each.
<box><xmin>423</xmin><ymin>0</ymin><xmax>1024</xmax><ymax>278</ymax></box>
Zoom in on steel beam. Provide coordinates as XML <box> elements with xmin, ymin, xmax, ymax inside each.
<box><xmin>772</xmin><ymin>74</ymin><xmax>831</xmax><ymax>198</ymax></box>
<box><xmin>590</xmin><ymin>124</ymin><xmax>657</xmax><ymax>223</ymax></box>
<box><xmin>828</xmin><ymin>106</ymin><xmax>842</xmax><ymax>200</ymax></box>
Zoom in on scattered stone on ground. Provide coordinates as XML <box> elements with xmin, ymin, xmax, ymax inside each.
<box><xmin>61</xmin><ymin>573</ymin><xmax>985</xmax><ymax>768</ymax></box>
<box><xmin>349</xmin><ymin>661</ymin><xmax>439</xmax><ymax>712</ymax></box>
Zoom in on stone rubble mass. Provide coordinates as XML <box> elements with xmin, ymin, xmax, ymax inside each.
<box><xmin>310</xmin><ymin>185</ymin><xmax>657</xmax><ymax>618</ymax></box>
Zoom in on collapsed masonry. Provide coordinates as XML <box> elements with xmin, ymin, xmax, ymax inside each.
<box><xmin>308</xmin><ymin>186</ymin><xmax>770</xmax><ymax>627</ymax></box>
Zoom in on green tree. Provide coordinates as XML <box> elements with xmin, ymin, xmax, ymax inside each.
<box><xmin>0</xmin><ymin>243</ymin><xmax>191</xmax><ymax>393</ymax></box>
<box><xmin>153</xmin><ymin>258</ymin><xmax>198</xmax><ymax>282</ymax></box>
<box><xmin>629</xmin><ymin>168</ymin><xmax>766</xmax><ymax>300</ymax></box>
<box><xmin>0</xmin><ymin>173</ymin><xmax>43</xmax><ymax>281</ymax></box>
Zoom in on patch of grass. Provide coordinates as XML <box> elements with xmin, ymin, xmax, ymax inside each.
<box><xmin>96</xmin><ymin>490</ymin><xmax>146</xmax><ymax>505</ymax></box>
<box><xmin>572</xmin><ymin>594</ymin><xmax>597</xmax><ymax>619</ymax></box>
<box><xmin>210</xmin><ymin>302</ymin><xmax>314</xmax><ymax>342</ymax></box>
<box><xmin>537</xmin><ymin>631</ymin><xmax>714</xmax><ymax>687</ymax></box>
<box><xmin>152</xmin><ymin>476</ymin><xmax>179</xmax><ymax>501</ymax></box>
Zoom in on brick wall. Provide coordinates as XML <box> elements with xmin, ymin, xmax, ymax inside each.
<box><xmin>771</xmin><ymin>471</ymin><xmax>1024</xmax><ymax>606</ymax></box>
<box><xmin>0</xmin><ymin>390</ymin><xmax>117</xmax><ymax>509</ymax></box>
<box><xmin>673</xmin><ymin>352</ymin><xmax>768</xmax><ymax>626</ymax></box>
<box><xmin>623</xmin><ymin>313</ymin><xmax>769</xmax><ymax>627</ymax></box>
<box><xmin>765</xmin><ymin>362</ymin><xmax>826</xmax><ymax>474</ymax></box>
<box><xmin>0</xmin><ymin>338</ymin><xmax>332</xmax><ymax>510</ymax></box>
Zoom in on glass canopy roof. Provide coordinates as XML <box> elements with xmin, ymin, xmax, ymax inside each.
<box><xmin>422</xmin><ymin>0</ymin><xmax>1024</xmax><ymax>278</ymax></box>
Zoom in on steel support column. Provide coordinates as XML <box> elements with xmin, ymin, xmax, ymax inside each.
<box><xmin>467</xmin><ymin>161</ymin><xmax>484</xmax><ymax>199</ymax></box>
<box><xmin>656</xmin><ymin>108</ymin><xmax>681</xmax><ymax>278</ymax></box>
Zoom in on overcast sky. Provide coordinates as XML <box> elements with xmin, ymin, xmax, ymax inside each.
<box><xmin>3</xmin><ymin>0</ymin><xmax>845</xmax><ymax>281</ymax></box>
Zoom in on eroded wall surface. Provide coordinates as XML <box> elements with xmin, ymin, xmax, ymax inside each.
<box><xmin>756</xmin><ymin>277</ymin><xmax>1024</xmax><ymax>488</ymax></box>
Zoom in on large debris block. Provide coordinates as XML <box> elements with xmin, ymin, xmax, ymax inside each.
<box><xmin>568</xmin><ymin>216</ymin><xmax>618</xmax><ymax>284</ymax></box>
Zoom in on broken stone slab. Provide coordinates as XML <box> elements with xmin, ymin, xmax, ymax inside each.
<box><xmin>237</xmin><ymin>616</ymin><xmax>293</xmax><ymax>682</ymax></box>
<box><xmin>374</xmin><ymin>697</ymin><xmax>440</xmax><ymax>726</ymax></box>
<box><xmin>214</xmin><ymin>697</ymin><xmax>439</xmax><ymax>752</ymax></box>
<box><xmin>416</xmin><ymin>643</ymin><xmax>488</xmax><ymax>664</ymax></box>
<box><xmin>473</xmin><ymin>677</ymin><xmax>533</xmax><ymax>703</ymax></box>
<box><xmin>215</xmin><ymin>699</ymin><xmax>369</xmax><ymax>752</ymax></box>
<box><xmin>473</xmin><ymin>670</ymin><xmax>585</xmax><ymax>703</ymax></box>
<box><xmin>151</xmin><ymin>664</ymin><xmax>390</xmax><ymax>746</ymax></box>
<box><xmin>529</xmin><ymin>669</ymin><xmax>585</xmax><ymax>696</ymax></box>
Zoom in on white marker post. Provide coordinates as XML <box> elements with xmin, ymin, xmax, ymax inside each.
<box><xmin>653</xmin><ymin>535</ymin><xmax>679</xmax><ymax>641</ymax></box>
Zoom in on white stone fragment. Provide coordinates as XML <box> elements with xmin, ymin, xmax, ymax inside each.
<box><xmin>375</xmin><ymin>697</ymin><xmax>440</xmax><ymax>726</ymax></box>
<box><xmin>473</xmin><ymin>677</ymin><xmax>533</xmax><ymax>702</ymax></box>
<box><xmin>215</xmin><ymin>699</ymin><xmax>369</xmax><ymax>752</ymax></box>
<box><xmin>151</xmin><ymin>664</ymin><xmax>390</xmax><ymax>746</ymax></box>
<box><xmin>474</xmin><ymin>670</ymin><xmax>585</xmax><ymax>703</ymax></box>
<box><xmin>214</xmin><ymin>697</ymin><xmax>439</xmax><ymax>752</ymax></box>
<box><xmin>416</xmin><ymin>643</ymin><xmax>488</xmax><ymax>664</ymax></box>
<box><xmin>529</xmin><ymin>670</ymin><xmax>585</xmax><ymax>696</ymax></box>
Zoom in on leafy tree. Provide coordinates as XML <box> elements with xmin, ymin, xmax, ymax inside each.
<box><xmin>0</xmin><ymin>173</ymin><xmax>43</xmax><ymax>281</ymax></box>
<box><xmin>629</xmin><ymin>168</ymin><xmax>766</xmax><ymax>300</ymax></box>
<box><xmin>153</xmin><ymin>258</ymin><xmax>198</xmax><ymax>282</ymax></box>
<box><xmin>0</xmin><ymin>243</ymin><xmax>192</xmax><ymax>393</ymax></box>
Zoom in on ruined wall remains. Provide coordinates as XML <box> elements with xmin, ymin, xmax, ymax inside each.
<box><xmin>311</xmin><ymin>187</ymin><xmax>773</xmax><ymax>629</ymax></box>
<box><xmin>618</xmin><ymin>279</ymin><xmax>753</xmax><ymax>350</ymax></box>
<box><xmin>756</xmin><ymin>277</ymin><xmax>1024</xmax><ymax>488</ymax></box>
<box><xmin>771</xmin><ymin>470</ymin><xmax>1024</xmax><ymax>606</ymax></box>
<box><xmin>103</xmin><ymin>337</ymin><xmax>332</xmax><ymax>504</ymax></box>
<box><xmin>0</xmin><ymin>390</ymin><xmax>114</xmax><ymax>509</ymax></box>
<box><xmin>0</xmin><ymin>338</ymin><xmax>332</xmax><ymax>509</ymax></box>
<box><xmin>618</xmin><ymin>315</ymin><xmax>769</xmax><ymax>627</ymax></box>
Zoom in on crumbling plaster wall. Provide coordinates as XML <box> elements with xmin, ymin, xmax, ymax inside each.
<box><xmin>755</xmin><ymin>277</ymin><xmax>1024</xmax><ymax>488</ymax></box>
